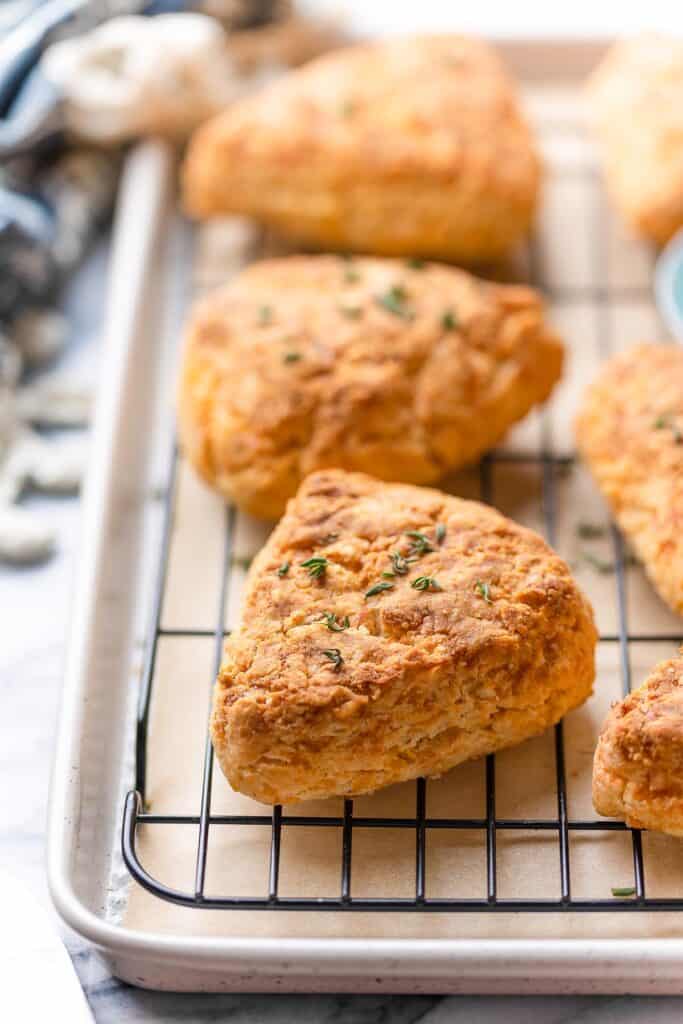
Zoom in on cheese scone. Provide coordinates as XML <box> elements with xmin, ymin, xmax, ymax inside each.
<box><xmin>211</xmin><ymin>469</ymin><xmax>597</xmax><ymax>804</ymax></box>
<box><xmin>183</xmin><ymin>35</ymin><xmax>541</xmax><ymax>263</ymax></box>
<box><xmin>576</xmin><ymin>344</ymin><xmax>683</xmax><ymax>616</ymax></box>
<box><xmin>594</xmin><ymin>652</ymin><xmax>683</xmax><ymax>836</ymax></box>
<box><xmin>179</xmin><ymin>255</ymin><xmax>563</xmax><ymax>519</ymax></box>
<box><xmin>587</xmin><ymin>35</ymin><xmax>683</xmax><ymax>244</ymax></box>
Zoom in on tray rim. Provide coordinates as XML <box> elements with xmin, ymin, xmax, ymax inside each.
<box><xmin>47</xmin><ymin>38</ymin><xmax>683</xmax><ymax>992</ymax></box>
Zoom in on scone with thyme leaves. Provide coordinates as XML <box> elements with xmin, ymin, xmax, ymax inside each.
<box><xmin>183</xmin><ymin>35</ymin><xmax>541</xmax><ymax>263</ymax></box>
<box><xmin>576</xmin><ymin>343</ymin><xmax>683</xmax><ymax>616</ymax></box>
<box><xmin>594</xmin><ymin>651</ymin><xmax>683</xmax><ymax>836</ymax></box>
<box><xmin>587</xmin><ymin>35</ymin><xmax>683</xmax><ymax>244</ymax></box>
<box><xmin>179</xmin><ymin>254</ymin><xmax>563</xmax><ymax>519</ymax></box>
<box><xmin>211</xmin><ymin>469</ymin><xmax>597</xmax><ymax>804</ymax></box>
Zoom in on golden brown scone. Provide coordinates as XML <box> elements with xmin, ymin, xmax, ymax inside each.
<box><xmin>211</xmin><ymin>469</ymin><xmax>597</xmax><ymax>804</ymax></box>
<box><xmin>183</xmin><ymin>35</ymin><xmax>541</xmax><ymax>263</ymax></box>
<box><xmin>587</xmin><ymin>35</ymin><xmax>683</xmax><ymax>244</ymax></box>
<box><xmin>576</xmin><ymin>344</ymin><xmax>683</xmax><ymax>615</ymax></box>
<box><xmin>593</xmin><ymin>652</ymin><xmax>683</xmax><ymax>836</ymax></box>
<box><xmin>179</xmin><ymin>255</ymin><xmax>563</xmax><ymax>519</ymax></box>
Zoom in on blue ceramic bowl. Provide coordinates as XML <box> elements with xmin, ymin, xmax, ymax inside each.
<box><xmin>655</xmin><ymin>228</ymin><xmax>683</xmax><ymax>342</ymax></box>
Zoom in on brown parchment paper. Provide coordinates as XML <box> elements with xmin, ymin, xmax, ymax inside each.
<box><xmin>123</xmin><ymin>83</ymin><xmax>683</xmax><ymax>942</ymax></box>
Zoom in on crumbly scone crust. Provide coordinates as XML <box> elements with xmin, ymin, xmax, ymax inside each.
<box><xmin>179</xmin><ymin>255</ymin><xmax>563</xmax><ymax>518</ymax></box>
<box><xmin>211</xmin><ymin>469</ymin><xmax>597</xmax><ymax>804</ymax></box>
<box><xmin>586</xmin><ymin>35</ymin><xmax>683</xmax><ymax>244</ymax></box>
<box><xmin>576</xmin><ymin>343</ymin><xmax>683</xmax><ymax>616</ymax></box>
<box><xmin>593</xmin><ymin>652</ymin><xmax>683</xmax><ymax>836</ymax></box>
<box><xmin>183</xmin><ymin>35</ymin><xmax>541</xmax><ymax>262</ymax></box>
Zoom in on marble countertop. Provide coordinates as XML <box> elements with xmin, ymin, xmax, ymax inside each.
<box><xmin>3</xmin><ymin>205</ymin><xmax>683</xmax><ymax>1024</ymax></box>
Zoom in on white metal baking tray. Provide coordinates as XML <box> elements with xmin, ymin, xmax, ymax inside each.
<box><xmin>47</xmin><ymin>40</ymin><xmax>683</xmax><ymax>993</ymax></box>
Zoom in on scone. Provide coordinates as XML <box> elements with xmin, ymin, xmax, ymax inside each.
<box><xmin>179</xmin><ymin>255</ymin><xmax>563</xmax><ymax>518</ymax></box>
<box><xmin>576</xmin><ymin>344</ymin><xmax>683</xmax><ymax>615</ymax></box>
<box><xmin>593</xmin><ymin>651</ymin><xmax>683</xmax><ymax>836</ymax></box>
<box><xmin>183</xmin><ymin>35</ymin><xmax>541</xmax><ymax>263</ymax></box>
<box><xmin>587</xmin><ymin>35</ymin><xmax>683</xmax><ymax>244</ymax></box>
<box><xmin>211</xmin><ymin>469</ymin><xmax>597</xmax><ymax>804</ymax></box>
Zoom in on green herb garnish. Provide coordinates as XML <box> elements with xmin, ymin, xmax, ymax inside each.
<box><xmin>611</xmin><ymin>886</ymin><xmax>636</xmax><ymax>898</ymax></box>
<box><xmin>406</xmin><ymin>257</ymin><xmax>425</xmax><ymax>270</ymax></box>
<box><xmin>322</xmin><ymin>648</ymin><xmax>344</xmax><ymax>671</ymax></box>
<box><xmin>365</xmin><ymin>581</ymin><xmax>395</xmax><ymax>598</ymax></box>
<box><xmin>435</xmin><ymin>523</ymin><xmax>446</xmax><ymax>545</ymax></box>
<box><xmin>577</xmin><ymin>522</ymin><xmax>606</xmax><ymax>540</ymax></box>
<box><xmin>581</xmin><ymin>550</ymin><xmax>615</xmax><ymax>574</ymax></box>
<box><xmin>411</xmin><ymin>576</ymin><xmax>442</xmax><ymax>592</ymax></box>
<box><xmin>232</xmin><ymin>555</ymin><xmax>253</xmax><ymax>571</ymax></box>
<box><xmin>258</xmin><ymin>304</ymin><xmax>273</xmax><ymax>326</ymax></box>
<box><xmin>302</xmin><ymin>556</ymin><xmax>329</xmax><ymax>579</ymax></box>
<box><xmin>382</xmin><ymin>571</ymin><xmax>396</xmax><ymax>579</ymax></box>
<box><xmin>405</xmin><ymin>530</ymin><xmax>434</xmax><ymax>557</ymax></box>
<box><xmin>441</xmin><ymin>308</ymin><xmax>458</xmax><ymax>332</ymax></box>
<box><xmin>321</xmin><ymin>612</ymin><xmax>350</xmax><ymax>632</ymax></box>
<box><xmin>474</xmin><ymin>580</ymin><xmax>492</xmax><ymax>604</ymax></box>
<box><xmin>653</xmin><ymin>414</ymin><xmax>683</xmax><ymax>444</ymax></box>
<box><xmin>375</xmin><ymin>284</ymin><xmax>415</xmax><ymax>321</ymax></box>
<box><xmin>283</xmin><ymin>351</ymin><xmax>301</xmax><ymax>363</ymax></box>
<box><xmin>276</xmin><ymin>562</ymin><xmax>290</xmax><ymax>577</ymax></box>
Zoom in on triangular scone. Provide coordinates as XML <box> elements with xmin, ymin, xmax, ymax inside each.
<box><xmin>211</xmin><ymin>470</ymin><xmax>597</xmax><ymax>804</ymax></box>
<box><xmin>594</xmin><ymin>652</ymin><xmax>683</xmax><ymax>836</ymax></box>
<box><xmin>183</xmin><ymin>35</ymin><xmax>541</xmax><ymax>263</ymax></box>
<box><xmin>576</xmin><ymin>343</ymin><xmax>683</xmax><ymax>616</ymax></box>
<box><xmin>179</xmin><ymin>255</ymin><xmax>563</xmax><ymax>519</ymax></box>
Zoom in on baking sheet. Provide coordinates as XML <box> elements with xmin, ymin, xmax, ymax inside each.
<box><xmin>122</xmin><ymin>81</ymin><xmax>683</xmax><ymax>942</ymax></box>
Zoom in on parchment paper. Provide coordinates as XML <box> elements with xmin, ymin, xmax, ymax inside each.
<box><xmin>123</xmin><ymin>84</ymin><xmax>683</xmax><ymax>942</ymax></box>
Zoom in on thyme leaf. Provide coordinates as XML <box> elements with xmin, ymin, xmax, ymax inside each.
<box><xmin>301</xmin><ymin>556</ymin><xmax>329</xmax><ymax>579</ymax></box>
<box><xmin>375</xmin><ymin>284</ymin><xmax>415</xmax><ymax>321</ymax></box>
<box><xmin>257</xmin><ymin>304</ymin><xmax>273</xmax><ymax>326</ymax></box>
<box><xmin>435</xmin><ymin>523</ymin><xmax>446</xmax><ymax>545</ymax></box>
<box><xmin>405</xmin><ymin>530</ymin><xmax>434</xmax><ymax>557</ymax></box>
<box><xmin>411</xmin><ymin>575</ymin><xmax>442</xmax><ymax>591</ymax></box>
<box><xmin>390</xmin><ymin>551</ymin><xmax>414</xmax><ymax>575</ymax></box>
<box><xmin>283</xmin><ymin>351</ymin><xmax>301</xmax><ymax>363</ymax></box>
<box><xmin>653</xmin><ymin>414</ymin><xmax>683</xmax><ymax>444</ymax></box>
<box><xmin>232</xmin><ymin>555</ymin><xmax>253</xmax><ymax>571</ymax></box>
<box><xmin>576</xmin><ymin>522</ymin><xmax>606</xmax><ymax>540</ymax></box>
<box><xmin>276</xmin><ymin>562</ymin><xmax>290</xmax><ymax>577</ymax></box>
<box><xmin>322</xmin><ymin>648</ymin><xmax>343</xmax><ymax>671</ymax></box>
<box><xmin>474</xmin><ymin>580</ymin><xmax>492</xmax><ymax>604</ymax></box>
<box><xmin>406</xmin><ymin>257</ymin><xmax>425</xmax><ymax>270</ymax></box>
<box><xmin>365</xmin><ymin>581</ymin><xmax>394</xmax><ymax>598</ymax></box>
<box><xmin>581</xmin><ymin>550</ymin><xmax>615</xmax><ymax>574</ymax></box>
<box><xmin>321</xmin><ymin>612</ymin><xmax>350</xmax><ymax>632</ymax></box>
<box><xmin>611</xmin><ymin>886</ymin><xmax>636</xmax><ymax>898</ymax></box>
<box><xmin>441</xmin><ymin>308</ymin><xmax>458</xmax><ymax>331</ymax></box>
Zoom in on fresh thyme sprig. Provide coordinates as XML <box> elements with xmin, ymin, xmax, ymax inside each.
<box><xmin>390</xmin><ymin>551</ymin><xmax>414</xmax><ymax>575</ymax></box>
<box><xmin>302</xmin><ymin>556</ymin><xmax>329</xmax><ymax>579</ymax></box>
<box><xmin>405</xmin><ymin>531</ymin><xmax>434</xmax><ymax>557</ymax></box>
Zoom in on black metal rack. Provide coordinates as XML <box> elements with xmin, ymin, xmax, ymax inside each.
<box><xmin>121</xmin><ymin>162</ymin><xmax>683</xmax><ymax>914</ymax></box>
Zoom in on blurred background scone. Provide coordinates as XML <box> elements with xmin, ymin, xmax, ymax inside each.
<box><xmin>183</xmin><ymin>35</ymin><xmax>541</xmax><ymax>263</ymax></box>
<box><xmin>587</xmin><ymin>35</ymin><xmax>683</xmax><ymax>244</ymax></box>
<box><xmin>179</xmin><ymin>255</ymin><xmax>563</xmax><ymax>518</ymax></box>
<box><xmin>212</xmin><ymin>469</ymin><xmax>597</xmax><ymax>805</ymax></box>
<box><xmin>576</xmin><ymin>343</ymin><xmax>683</xmax><ymax>616</ymax></box>
<box><xmin>593</xmin><ymin>651</ymin><xmax>683</xmax><ymax>836</ymax></box>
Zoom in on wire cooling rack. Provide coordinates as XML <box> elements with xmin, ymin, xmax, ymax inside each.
<box><xmin>121</xmin><ymin>120</ymin><xmax>683</xmax><ymax>914</ymax></box>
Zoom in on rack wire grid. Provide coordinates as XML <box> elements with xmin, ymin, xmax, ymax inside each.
<box><xmin>121</xmin><ymin>118</ymin><xmax>683</xmax><ymax>916</ymax></box>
